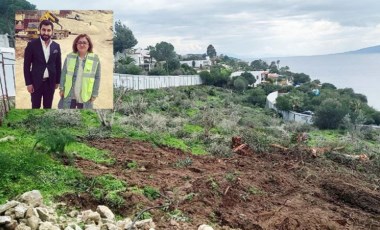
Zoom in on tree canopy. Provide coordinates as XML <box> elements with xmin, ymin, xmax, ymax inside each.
<box><xmin>207</xmin><ymin>44</ymin><xmax>217</xmax><ymax>58</ymax></box>
<box><xmin>0</xmin><ymin>0</ymin><xmax>36</xmax><ymax>47</ymax></box>
<box><xmin>113</xmin><ymin>20</ymin><xmax>138</xmax><ymax>54</ymax></box>
<box><xmin>250</xmin><ymin>59</ymin><xmax>268</xmax><ymax>71</ymax></box>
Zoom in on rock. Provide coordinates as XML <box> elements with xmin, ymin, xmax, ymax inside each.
<box><xmin>68</xmin><ymin>210</ymin><xmax>79</xmax><ymax>218</ymax></box>
<box><xmin>4</xmin><ymin>209</ymin><xmax>14</xmax><ymax>216</ymax></box>
<box><xmin>24</xmin><ymin>208</ymin><xmax>37</xmax><ymax>219</ymax></box>
<box><xmin>0</xmin><ymin>136</ymin><xmax>16</xmax><ymax>142</ymax></box>
<box><xmin>38</xmin><ymin>222</ymin><xmax>60</xmax><ymax>230</ymax></box>
<box><xmin>5</xmin><ymin>219</ymin><xmax>18</xmax><ymax>230</ymax></box>
<box><xmin>14</xmin><ymin>203</ymin><xmax>28</xmax><ymax>219</ymax></box>
<box><xmin>64</xmin><ymin>227</ymin><xmax>75</xmax><ymax>230</ymax></box>
<box><xmin>198</xmin><ymin>224</ymin><xmax>214</xmax><ymax>230</ymax></box>
<box><xmin>84</xmin><ymin>224</ymin><xmax>100</xmax><ymax>230</ymax></box>
<box><xmin>170</xmin><ymin>219</ymin><xmax>179</xmax><ymax>226</ymax></box>
<box><xmin>125</xmin><ymin>218</ymin><xmax>153</xmax><ymax>229</ymax></box>
<box><xmin>15</xmin><ymin>223</ymin><xmax>31</xmax><ymax>230</ymax></box>
<box><xmin>35</xmin><ymin>208</ymin><xmax>49</xmax><ymax>221</ymax></box>
<box><xmin>100</xmin><ymin>223</ymin><xmax>118</xmax><ymax>230</ymax></box>
<box><xmin>74</xmin><ymin>224</ymin><xmax>83</xmax><ymax>230</ymax></box>
<box><xmin>18</xmin><ymin>191</ymin><xmax>42</xmax><ymax>208</ymax></box>
<box><xmin>96</xmin><ymin>206</ymin><xmax>114</xmax><ymax>221</ymax></box>
<box><xmin>0</xmin><ymin>201</ymin><xmax>19</xmax><ymax>214</ymax></box>
<box><xmin>26</xmin><ymin>216</ymin><xmax>39</xmax><ymax>230</ymax></box>
<box><xmin>0</xmin><ymin>216</ymin><xmax>12</xmax><ymax>225</ymax></box>
<box><xmin>82</xmin><ymin>210</ymin><xmax>101</xmax><ymax>225</ymax></box>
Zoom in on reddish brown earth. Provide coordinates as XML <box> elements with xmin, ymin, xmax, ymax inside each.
<box><xmin>60</xmin><ymin>138</ymin><xmax>380</xmax><ymax>230</ymax></box>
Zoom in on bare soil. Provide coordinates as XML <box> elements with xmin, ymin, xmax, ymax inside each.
<box><xmin>60</xmin><ymin>138</ymin><xmax>380</xmax><ymax>229</ymax></box>
<box><xmin>15</xmin><ymin>10</ymin><xmax>113</xmax><ymax>109</ymax></box>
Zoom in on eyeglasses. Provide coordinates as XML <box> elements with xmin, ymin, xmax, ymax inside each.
<box><xmin>77</xmin><ymin>41</ymin><xmax>88</xmax><ymax>45</ymax></box>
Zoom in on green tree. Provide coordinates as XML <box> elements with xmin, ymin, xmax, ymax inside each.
<box><xmin>167</xmin><ymin>59</ymin><xmax>181</xmax><ymax>73</ymax></box>
<box><xmin>113</xmin><ymin>20</ymin><xmax>137</xmax><ymax>54</ymax></box>
<box><xmin>150</xmin><ymin>41</ymin><xmax>177</xmax><ymax>74</ymax></box>
<box><xmin>292</xmin><ymin>73</ymin><xmax>311</xmax><ymax>85</ymax></box>
<box><xmin>233</xmin><ymin>77</ymin><xmax>248</xmax><ymax>92</ymax></box>
<box><xmin>250</xmin><ymin>59</ymin><xmax>268</xmax><ymax>70</ymax></box>
<box><xmin>247</xmin><ymin>88</ymin><xmax>267</xmax><ymax>107</ymax></box>
<box><xmin>148</xmin><ymin>67</ymin><xmax>167</xmax><ymax>76</ymax></box>
<box><xmin>206</xmin><ymin>44</ymin><xmax>216</xmax><ymax>58</ymax></box>
<box><xmin>200</xmin><ymin>71</ymin><xmax>214</xmax><ymax>85</ymax></box>
<box><xmin>1</xmin><ymin>0</ymin><xmax>36</xmax><ymax>47</ymax></box>
<box><xmin>240</xmin><ymin>71</ymin><xmax>256</xmax><ymax>85</ymax></box>
<box><xmin>321</xmin><ymin>83</ymin><xmax>337</xmax><ymax>90</ymax></box>
<box><xmin>314</xmin><ymin>98</ymin><xmax>349</xmax><ymax>129</ymax></box>
<box><xmin>269</xmin><ymin>61</ymin><xmax>279</xmax><ymax>73</ymax></box>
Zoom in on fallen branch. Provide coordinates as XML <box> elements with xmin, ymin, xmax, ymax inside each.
<box><xmin>128</xmin><ymin>192</ymin><xmax>172</xmax><ymax>230</ymax></box>
<box><xmin>269</xmin><ymin>144</ymin><xmax>289</xmax><ymax>151</ymax></box>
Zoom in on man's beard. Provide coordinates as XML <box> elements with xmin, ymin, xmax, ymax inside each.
<box><xmin>40</xmin><ymin>34</ymin><xmax>51</xmax><ymax>41</ymax></box>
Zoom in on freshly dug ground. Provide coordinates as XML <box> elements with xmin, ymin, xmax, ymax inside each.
<box><xmin>60</xmin><ymin>138</ymin><xmax>380</xmax><ymax>229</ymax></box>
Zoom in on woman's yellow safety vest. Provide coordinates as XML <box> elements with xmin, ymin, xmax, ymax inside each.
<box><xmin>63</xmin><ymin>52</ymin><xmax>99</xmax><ymax>102</ymax></box>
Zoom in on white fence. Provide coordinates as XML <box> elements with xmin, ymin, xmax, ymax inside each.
<box><xmin>266</xmin><ymin>91</ymin><xmax>313</xmax><ymax>124</ymax></box>
<box><xmin>113</xmin><ymin>74</ymin><xmax>202</xmax><ymax>90</ymax></box>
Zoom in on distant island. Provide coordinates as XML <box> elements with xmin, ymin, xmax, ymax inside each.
<box><xmin>339</xmin><ymin>44</ymin><xmax>380</xmax><ymax>54</ymax></box>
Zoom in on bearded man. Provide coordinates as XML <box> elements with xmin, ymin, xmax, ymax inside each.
<box><xmin>23</xmin><ymin>20</ymin><xmax>62</xmax><ymax>109</ymax></box>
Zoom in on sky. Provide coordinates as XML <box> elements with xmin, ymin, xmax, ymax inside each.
<box><xmin>28</xmin><ymin>0</ymin><xmax>380</xmax><ymax>59</ymax></box>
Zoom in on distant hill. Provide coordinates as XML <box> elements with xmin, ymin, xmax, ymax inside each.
<box><xmin>341</xmin><ymin>45</ymin><xmax>380</xmax><ymax>54</ymax></box>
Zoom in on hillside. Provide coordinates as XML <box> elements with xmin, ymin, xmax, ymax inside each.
<box><xmin>342</xmin><ymin>45</ymin><xmax>380</xmax><ymax>54</ymax></box>
<box><xmin>1</xmin><ymin>86</ymin><xmax>380</xmax><ymax>229</ymax></box>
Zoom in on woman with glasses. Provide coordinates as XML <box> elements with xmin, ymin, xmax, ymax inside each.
<box><xmin>59</xmin><ymin>34</ymin><xmax>101</xmax><ymax>109</ymax></box>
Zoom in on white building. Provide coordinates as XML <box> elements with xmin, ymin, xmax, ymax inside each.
<box><xmin>0</xmin><ymin>47</ymin><xmax>15</xmax><ymax>97</ymax></box>
<box><xmin>115</xmin><ymin>48</ymin><xmax>156</xmax><ymax>71</ymax></box>
<box><xmin>0</xmin><ymin>34</ymin><xmax>10</xmax><ymax>48</ymax></box>
<box><xmin>230</xmin><ymin>70</ymin><xmax>266</xmax><ymax>87</ymax></box>
<box><xmin>180</xmin><ymin>56</ymin><xmax>212</xmax><ymax>69</ymax></box>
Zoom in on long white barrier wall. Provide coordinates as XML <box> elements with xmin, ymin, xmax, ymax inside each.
<box><xmin>266</xmin><ymin>91</ymin><xmax>313</xmax><ymax>124</ymax></box>
<box><xmin>113</xmin><ymin>74</ymin><xmax>202</xmax><ymax>90</ymax></box>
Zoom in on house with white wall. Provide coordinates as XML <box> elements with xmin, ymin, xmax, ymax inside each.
<box><xmin>115</xmin><ymin>48</ymin><xmax>156</xmax><ymax>71</ymax></box>
<box><xmin>230</xmin><ymin>70</ymin><xmax>267</xmax><ymax>87</ymax></box>
<box><xmin>180</xmin><ymin>56</ymin><xmax>212</xmax><ymax>69</ymax></box>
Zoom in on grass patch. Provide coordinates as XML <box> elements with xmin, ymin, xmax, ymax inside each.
<box><xmin>90</xmin><ymin>174</ymin><xmax>126</xmax><ymax>207</ymax></box>
<box><xmin>183</xmin><ymin>124</ymin><xmax>204</xmax><ymax>134</ymax></box>
<box><xmin>65</xmin><ymin>143</ymin><xmax>114</xmax><ymax>164</ymax></box>
<box><xmin>190</xmin><ymin>144</ymin><xmax>207</xmax><ymax>155</ymax></box>
<box><xmin>0</xmin><ymin>150</ymin><xmax>82</xmax><ymax>204</ymax></box>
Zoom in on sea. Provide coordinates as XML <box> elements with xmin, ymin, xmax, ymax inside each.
<box><xmin>264</xmin><ymin>53</ymin><xmax>380</xmax><ymax>111</ymax></box>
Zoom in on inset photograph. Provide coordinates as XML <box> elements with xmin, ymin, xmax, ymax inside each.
<box><xmin>15</xmin><ymin>10</ymin><xmax>113</xmax><ymax>109</ymax></box>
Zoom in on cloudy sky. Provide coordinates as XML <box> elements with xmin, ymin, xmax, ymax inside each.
<box><xmin>28</xmin><ymin>0</ymin><xmax>380</xmax><ymax>58</ymax></box>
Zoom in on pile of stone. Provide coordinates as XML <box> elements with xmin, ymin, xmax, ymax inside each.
<box><xmin>0</xmin><ymin>190</ymin><xmax>215</xmax><ymax>230</ymax></box>
<box><xmin>0</xmin><ymin>190</ymin><xmax>156</xmax><ymax>230</ymax></box>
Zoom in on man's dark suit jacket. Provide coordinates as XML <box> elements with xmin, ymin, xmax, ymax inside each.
<box><xmin>23</xmin><ymin>38</ymin><xmax>62</xmax><ymax>91</ymax></box>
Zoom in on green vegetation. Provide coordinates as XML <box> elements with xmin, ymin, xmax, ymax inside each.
<box><xmin>90</xmin><ymin>174</ymin><xmax>126</xmax><ymax>207</ymax></box>
<box><xmin>143</xmin><ymin>186</ymin><xmax>160</xmax><ymax>200</ymax></box>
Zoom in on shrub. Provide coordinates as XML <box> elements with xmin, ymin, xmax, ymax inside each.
<box><xmin>143</xmin><ymin>186</ymin><xmax>160</xmax><ymax>200</ymax></box>
<box><xmin>233</xmin><ymin>77</ymin><xmax>248</xmax><ymax>92</ymax></box>
<box><xmin>314</xmin><ymin>98</ymin><xmax>349</xmax><ymax>129</ymax></box>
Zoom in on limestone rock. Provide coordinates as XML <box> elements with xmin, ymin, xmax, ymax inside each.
<box><xmin>0</xmin><ymin>215</ymin><xmax>12</xmax><ymax>225</ymax></box>
<box><xmin>96</xmin><ymin>206</ymin><xmax>114</xmax><ymax>221</ymax></box>
<box><xmin>26</xmin><ymin>216</ymin><xmax>39</xmax><ymax>230</ymax></box>
<box><xmin>35</xmin><ymin>208</ymin><xmax>49</xmax><ymax>221</ymax></box>
<box><xmin>15</xmin><ymin>223</ymin><xmax>31</xmax><ymax>230</ymax></box>
<box><xmin>0</xmin><ymin>201</ymin><xmax>19</xmax><ymax>214</ymax></box>
<box><xmin>18</xmin><ymin>191</ymin><xmax>42</xmax><ymax>208</ymax></box>
<box><xmin>14</xmin><ymin>203</ymin><xmax>28</xmax><ymax>219</ymax></box>
<box><xmin>39</xmin><ymin>221</ymin><xmax>60</xmax><ymax>230</ymax></box>
<box><xmin>5</xmin><ymin>219</ymin><xmax>18</xmax><ymax>230</ymax></box>
<box><xmin>198</xmin><ymin>224</ymin><xmax>214</xmax><ymax>230</ymax></box>
<box><xmin>84</xmin><ymin>224</ymin><xmax>100</xmax><ymax>230</ymax></box>
<box><xmin>82</xmin><ymin>210</ymin><xmax>101</xmax><ymax>225</ymax></box>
